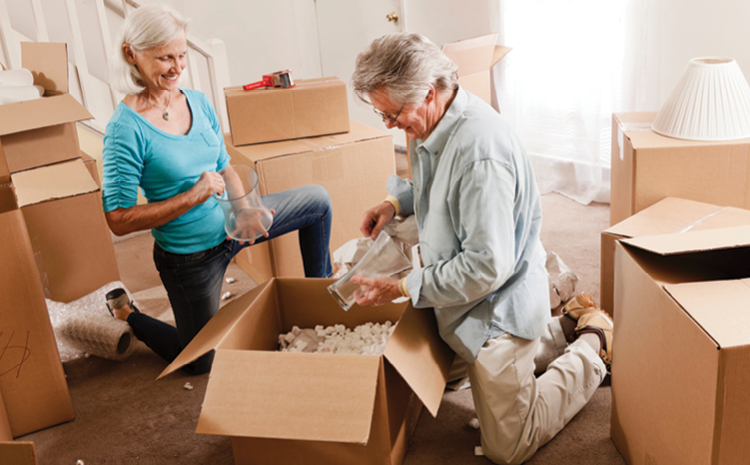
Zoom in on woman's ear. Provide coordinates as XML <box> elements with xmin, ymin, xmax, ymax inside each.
<box><xmin>123</xmin><ymin>43</ymin><xmax>137</xmax><ymax>65</ymax></box>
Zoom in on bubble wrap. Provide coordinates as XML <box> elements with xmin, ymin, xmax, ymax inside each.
<box><xmin>46</xmin><ymin>281</ymin><xmax>137</xmax><ymax>362</ymax></box>
<box><xmin>279</xmin><ymin>321</ymin><xmax>395</xmax><ymax>355</ymax></box>
<box><xmin>546</xmin><ymin>251</ymin><xmax>579</xmax><ymax>309</ymax></box>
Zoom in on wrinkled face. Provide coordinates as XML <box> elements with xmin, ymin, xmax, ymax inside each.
<box><xmin>125</xmin><ymin>35</ymin><xmax>187</xmax><ymax>93</ymax></box>
<box><xmin>368</xmin><ymin>87</ymin><xmax>433</xmax><ymax>140</ymax></box>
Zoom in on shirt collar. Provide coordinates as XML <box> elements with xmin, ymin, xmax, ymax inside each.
<box><xmin>415</xmin><ymin>86</ymin><xmax>469</xmax><ymax>156</ymax></box>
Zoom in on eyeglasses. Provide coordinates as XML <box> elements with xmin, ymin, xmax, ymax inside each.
<box><xmin>373</xmin><ymin>103</ymin><xmax>405</xmax><ymax>125</ymax></box>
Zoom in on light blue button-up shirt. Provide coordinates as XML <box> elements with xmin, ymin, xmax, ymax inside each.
<box><xmin>391</xmin><ymin>87</ymin><xmax>550</xmax><ymax>363</ymax></box>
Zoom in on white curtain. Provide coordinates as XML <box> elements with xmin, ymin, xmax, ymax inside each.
<box><xmin>493</xmin><ymin>0</ymin><xmax>662</xmax><ymax>205</ymax></box>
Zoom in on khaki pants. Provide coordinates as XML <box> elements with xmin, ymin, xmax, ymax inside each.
<box><xmin>467</xmin><ymin>318</ymin><xmax>606</xmax><ymax>465</ymax></box>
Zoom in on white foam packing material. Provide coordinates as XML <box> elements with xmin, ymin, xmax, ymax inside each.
<box><xmin>546</xmin><ymin>251</ymin><xmax>578</xmax><ymax>309</ymax></box>
<box><xmin>279</xmin><ymin>321</ymin><xmax>395</xmax><ymax>355</ymax></box>
<box><xmin>46</xmin><ymin>281</ymin><xmax>138</xmax><ymax>362</ymax></box>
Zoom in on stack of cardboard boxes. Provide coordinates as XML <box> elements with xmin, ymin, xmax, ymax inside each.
<box><xmin>0</xmin><ymin>42</ymin><xmax>121</xmax><ymax>445</ymax></box>
<box><xmin>607</xmin><ymin>113</ymin><xmax>750</xmax><ymax>464</ymax></box>
<box><xmin>223</xmin><ymin>75</ymin><xmax>396</xmax><ymax>282</ymax></box>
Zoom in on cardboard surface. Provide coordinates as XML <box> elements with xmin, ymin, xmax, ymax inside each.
<box><xmin>0</xmin><ymin>443</ymin><xmax>37</xmax><ymax>465</ymax></box>
<box><xmin>0</xmin><ymin>187</ymin><xmax>74</xmax><ymax>437</ymax></box>
<box><xmin>442</xmin><ymin>33</ymin><xmax>511</xmax><ymax>105</ymax></box>
<box><xmin>160</xmin><ymin>278</ymin><xmax>452</xmax><ymax>465</ymax></box>
<box><xmin>226</xmin><ymin>120</ymin><xmax>394</xmax><ymax>281</ymax></box>
<box><xmin>610</xmin><ymin>112</ymin><xmax>750</xmax><ymax>227</ymax></box>
<box><xmin>0</xmin><ymin>43</ymin><xmax>92</xmax><ymax>174</ymax></box>
<box><xmin>226</xmin><ymin>77</ymin><xmax>350</xmax><ymax>146</ymax></box>
<box><xmin>0</xmin><ymin>389</ymin><xmax>11</xmax><ymax>441</ymax></box>
<box><xmin>600</xmin><ymin>197</ymin><xmax>750</xmax><ymax>313</ymax></box>
<box><xmin>12</xmin><ymin>158</ymin><xmax>120</xmax><ymax>303</ymax></box>
<box><xmin>611</xmin><ymin>228</ymin><xmax>750</xmax><ymax>465</ymax></box>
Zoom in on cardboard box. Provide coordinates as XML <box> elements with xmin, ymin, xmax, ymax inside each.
<box><xmin>226</xmin><ymin>77</ymin><xmax>350</xmax><ymax>146</ymax></box>
<box><xmin>600</xmin><ymin>197</ymin><xmax>750</xmax><ymax>313</ymax></box>
<box><xmin>225</xmin><ymin>120</ymin><xmax>395</xmax><ymax>282</ymax></box>
<box><xmin>0</xmin><ymin>42</ymin><xmax>93</xmax><ymax>177</ymax></box>
<box><xmin>442</xmin><ymin>33</ymin><xmax>511</xmax><ymax>105</ymax></box>
<box><xmin>158</xmin><ymin>278</ymin><xmax>454</xmax><ymax>465</ymax></box>
<box><xmin>11</xmin><ymin>158</ymin><xmax>121</xmax><ymax>303</ymax></box>
<box><xmin>0</xmin><ymin>390</ymin><xmax>37</xmax><ymax>465</ymax></box>
<box><xmin>610</xmin><ymin>112</ymin><xmax>750</xmax><ymax>226</ymax></box>
<box><xmin>0</xmin><ymin>185</ymin><xmax>74</xmax><ymax>437</ymax></box>
<box><xmin>611</xmin><ymin>226</ymin><xmax>750</xmax><ymax>465</ymax></box>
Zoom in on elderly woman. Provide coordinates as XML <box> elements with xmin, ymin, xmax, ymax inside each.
<box><xmin>350</xmin><ymin>32</ymin><xmax>613</xmax><ymax>465</ymax></box>
<box><xmin>102</xmin><ymin>4</ymin><xmax>332</xmax><ymax>374</ymax></box>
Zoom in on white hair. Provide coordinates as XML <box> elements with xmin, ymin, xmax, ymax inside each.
<box><xmin>108</xmin><ymin>4</ymin><xmax>188</xmax><ymax>95</ymax></box>
<box><xmin>352</xmin><ymin>32</ymin><xmax>459</xmax><ymax>106</ymax></box>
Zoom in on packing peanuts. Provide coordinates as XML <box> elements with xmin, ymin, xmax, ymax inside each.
<box><xmin>600</xmin><ymin>197</ymin><xmax>750</xmax><ymax>314</ymax></box>
<box><xmin>610</xmin><ymin>112</ymin><xmax>750</xmax><ymax>226</ymax></box>
<box><xmin>225</xmin><ymin>120</ymin><xmax>395</xmax><ymax>282</ymax></box>
<box><xmin>225</xmin><ymin>77</ymin><xmax>350</xmax><ymax>146</ymax></box>
<box><xmin>158</xmin><ymin>278</ymin><xmax>454</xmax><ymax>465</ymax></box>
<box><xmin>612</xmin><ymin>226</ymin><xmax>750</xmax><ymax>465</ymax></box>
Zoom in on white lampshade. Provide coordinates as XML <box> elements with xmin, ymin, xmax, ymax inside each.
<box><xmin>652</xmin><ymin>57</ymin><xmax>750</xmax><ymax>141</ymax></box>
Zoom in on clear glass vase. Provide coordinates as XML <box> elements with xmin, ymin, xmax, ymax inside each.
<box><xmin>214</xmin><ymin>164</ymin><xmax>273</xmax><ymax>242</ymax></box>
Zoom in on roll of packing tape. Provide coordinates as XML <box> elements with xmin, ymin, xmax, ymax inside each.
<box><xmin>0</xmin><ymin>68</ymin><xmax>34</xmax><ymax>86</ymax></box>
<box><xmin>0</xmin><ymin>85</ymin><xmax>43</xmax><ymax>104</ymax></box>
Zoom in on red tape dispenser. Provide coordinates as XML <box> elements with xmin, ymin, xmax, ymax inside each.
<box><xmin>243</xmin><ymin>70</ymin><xmax>295</xmax><ymax>91</ymax></box>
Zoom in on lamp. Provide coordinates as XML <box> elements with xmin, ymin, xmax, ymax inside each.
<box><xmin>652</xmin><ymin>57</ymin><xmax>750</xmax><ymax>141</ymax></box>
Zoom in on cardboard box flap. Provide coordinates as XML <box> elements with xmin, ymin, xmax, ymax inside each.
<box><xmin>492</xmin><ymin>45</ymin><xmax>512</xmax><ymax>67</ymax></box>
<box><xmin>621</xmin><ymin>225</ymin><xmax>750</xmax><ymax>256</ymax></box>
<box><xmin>442</xmin><ymin>33</ymin><xmax>498</xmax><ymax>76</ymax></box>
<box><xmin>157</xmin><ymin>280</ymin><xmax>273</xmax><ymax>379</ymax></box>
<box><xmin>0</xmin><ymin>93</ymin><xmax>93</xmax><ymax>137</ymax></box>
<box><xmin>384</xmin><ymin>305</ymin><xmax>453</xmax><ymax>417</ymax></box>
<box><xmin>605</xmin><ymin>197</ymin><xmax>726</xmax><ymax>238</ymax></box>
<box><xmin>224</xmin><ymin>120</ymin><xmax>386</xmax><ymax>161</ymax></box>
<box><xmin>0</xmin><ymin>443</ymin><xmax>37</xmax><ymax>465</ymax></box>
<box><xmin>664</xmin><ymin>278</ymin><xmax>750</xmax><ymax>348</ymax></box>
<box><xmin>197</xmin><ymin>350</ymin><xmax>381</xmax><ymax>444</ymax></box>
<box><xmin>11</xmin><ymin>159</ymin><xmax>98</xmax><ymax>208</ymax></box>
<box><xmin>21</xmin><ymin>42</ymin><xmax>68</xmax><ymax>94</ymax></box>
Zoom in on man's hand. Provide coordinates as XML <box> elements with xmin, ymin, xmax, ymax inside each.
<box><xmin>351</xmin><ymin>276</ymin><xmax>402</xmax><ymax>306</ymax></box>
<box><xmin>360</xmin><ymin>201</ymin><xmax>396</xmax><ymax>240</ymax></box>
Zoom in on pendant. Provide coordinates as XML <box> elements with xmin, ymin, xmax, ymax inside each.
<box><xmin>163</xmin><ymin>111</ymin><xmax>169</xmax><ymax>121</ymax></box>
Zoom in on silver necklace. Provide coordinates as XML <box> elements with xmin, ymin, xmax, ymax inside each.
<box><xmin>140</xmin><ymin>92</ymin><xmax>172</xmax><ymax>121</ymax></box>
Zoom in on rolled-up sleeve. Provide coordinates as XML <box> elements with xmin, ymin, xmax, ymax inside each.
<box><xmin>408</xmin><ymin>158</ymin><xmax>517</xmax><ymax>309</ymax></box>
<box><xmin>386</xmin><ymin>174</ymin><xmax>415</xmax><ymax>217</ymax></box>
<box><xmin>101</xmin><ymin>121</ymin><xmax>144</xmax><ymax>212</ymax></box>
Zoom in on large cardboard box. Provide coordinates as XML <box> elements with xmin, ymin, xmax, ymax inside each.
<box><xmin>0</xmin><ymin>390</ymin><xmax>37</xmax><ymax>465</ymax></box>
<box><xmin>226</xmin><ymin>77</ymin><xmax>350</xmax><ymax>146</ymax></box>
<box><xmin>442</xmin><ymin>33</ymin><xmax>511</xmax><ymax>105</ymax></box>
<box><xmin>600</xmin><ymin>197</ymin><xmax>750</xmax><ymax>313</ymax></box>
<box><xmin>611</xmin><ymin>226</ymin><xmax>750</xmax><ymax>465</ymax></box>
<box><xmin>225</xmin><ymin>120</ymin><xmax>395</xmax><ymax>282</ymax></box>
<box><xmin>0</xmin><ymin>42</ymin><xmax>92</xmax><ymax>178</ymax></box>
<box><xmin>0</xmin><ymin>185</ymin><xmax>74</xmax><ymax>437</ymax></box>
<box><xmin>11</xmin><ymin>158</ymin><xmax>121</xmax><ymax>303</ymax></box>
<box><xmin>158</xmin><ymin>278</ymin><xmax>454</xmax><ymax>465</ymax></box>
<box><xmin>610</xmin><ymin>112</ymin><xmax>750</xmax><ymax>226</ymax></box>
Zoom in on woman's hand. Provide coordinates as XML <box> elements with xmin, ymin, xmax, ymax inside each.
<box><xmin>360</xmin><ymin>201</ymin><xmax>396</xmax><ymax>240</ymax></box>
<box><xmin>351</xmin><ymin>276</ymin><xmax>402</xmax><ymax>306</ymax></box>
<box><xmin>190</xmin><ymin>171</ymin><xmax>225</xmax><ymax>204</ymax></box>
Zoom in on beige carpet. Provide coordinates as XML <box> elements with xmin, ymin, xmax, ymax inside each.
<box><xmin>19</xmin><ymin>191</ymin><xmax>624</xmax><ymax>465</ymax></box>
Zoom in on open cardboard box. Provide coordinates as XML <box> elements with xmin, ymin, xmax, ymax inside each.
<box><xmin>611</xmin><ymin>225</ymin><xmax>750</xmax><ymax>465</ymax></box>
<box><xmin>0</xmin><ymin>390</ymin><xmax>37</xmax><ymax>465</ymax></box>
<box><xmin>158</xmin><ymin>278</ymin><xmax>454</xmax><ymax>465</ymax></box>
<box><xmin>11</xmin><ymin>158</ymin><xmax>120</xmax><ymax>303</ymax></box>
<box><xmin>0</xmin><ymin>42</ymin><xmax>92</xmax><ymax>180</ymax></box>
<box><xmin>600</xmin><ymin>197</ymin><xmax>750</xmax><ymax>313</ymax></box>
<box><xmin>0</xmin><ymin>184</ymin><xmax>74</xmax><ymax>438</ymax></box>
<box><xmin>442</xmin><ymin>32</ymin><xmax>511</xmax><ymax>106</ymax></box>
<box><xmin>610</xmin><ymin>112</ymin><xmax>750</xmax><ymax>226</ymax></box>
<box><xmin>225</xmin><ymin>77</ymin><xmax>350</xmax><ymax>146</ymax></box>
<box><xmin>225</xmin><ymin>120</ymin><xmax>394</xmax><ymax>282</ymax></box>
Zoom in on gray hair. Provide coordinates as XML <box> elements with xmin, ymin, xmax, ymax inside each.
<box><xmin>352</xmin><ymin>32</ymin><xmax>459</xmax><ymax>106</ymax></box>
<box><xmin>108</xmin><ymin>4</ymin><xmax>188</xmax><ymax>95</ymax></box>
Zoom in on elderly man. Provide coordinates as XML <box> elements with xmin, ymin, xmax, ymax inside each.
<box><xmin>350</xmin><ymin>32</ymin><xmax>613</xmax><ymax>465</ymax></box>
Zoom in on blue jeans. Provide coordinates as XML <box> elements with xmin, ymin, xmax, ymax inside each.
<box><xmin>128</xmin><ymin>185</ymin><xmax>332</xmax><ymax>374</ymax></box>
